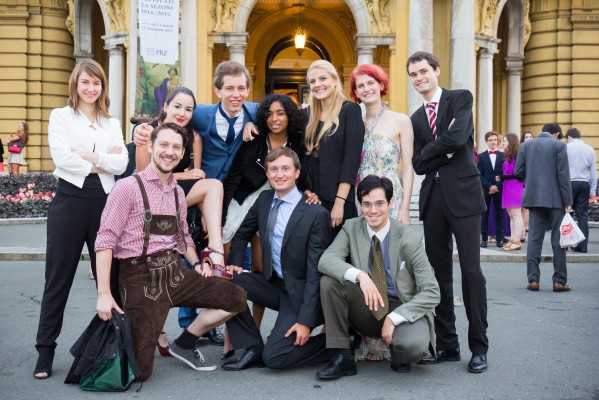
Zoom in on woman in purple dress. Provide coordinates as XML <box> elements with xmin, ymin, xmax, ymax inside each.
<box><xmin>496</xmin><ymin>133</ymin><xmax>524</xmax><ymax>250</ymax></box>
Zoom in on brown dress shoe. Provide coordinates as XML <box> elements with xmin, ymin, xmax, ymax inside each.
<box><xmin>527</xmin><ymin>281</ymin><xmax>539</xmax><ymax>291</ymax></box>
<box><xmin>553</xmin><ymin>282</ymin><xmax>571</xmax><ymax>292</ymax></box>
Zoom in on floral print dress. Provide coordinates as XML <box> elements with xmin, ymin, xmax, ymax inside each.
<box><xmin>357</xmin><ymin>133</ymin><xmax>403</xmax><ymax>218</ymax></box>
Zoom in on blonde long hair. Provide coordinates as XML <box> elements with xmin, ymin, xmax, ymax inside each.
<box><xmin>305</xmin><ymin>60</ymin><xmax>345</xmax><ymax>156</ymax></box>
<box><xmin>68</xmin><ymin>59</ymin><xmax>111</xmax><ymax>123</ymax></box>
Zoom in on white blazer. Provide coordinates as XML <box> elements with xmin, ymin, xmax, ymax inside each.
<box><xmin>48</xmin><ymin>106</ymin><xmax>128</xmax><ymax>193</ymax></box>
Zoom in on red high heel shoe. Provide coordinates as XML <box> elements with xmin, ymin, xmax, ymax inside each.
<box><xmin>201</xmin><ymin>246</ymin><xmax>233</xmax><ymax>279</ymax></box>
<box><xmin>156</xmin><ymin>331</ymin><xmax>171</xmax><ymax>357</ymax></box>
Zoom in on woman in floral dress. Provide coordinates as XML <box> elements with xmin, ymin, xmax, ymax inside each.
<box><xmin>352</xmin><ymin>64</ymin><xmax>414</xmax><ymax>224</ymax></box>
<box><xmin>350</xmin><ymin>64</ymin><xmax>415</xmax><ymax>361</ymax></box>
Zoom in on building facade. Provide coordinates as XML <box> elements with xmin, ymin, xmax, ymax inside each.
<box><xmin>0</xmin><ymin>0</ymin><xmax>597</xmax><ymax>173</ymax></box>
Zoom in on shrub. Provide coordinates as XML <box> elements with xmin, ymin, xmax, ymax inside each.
<box><xmin>0</xmin><ymin>173</ymin><xmax>57</xmax><ymax>195</ymax></box>
<box><xmin>0</xmin><ymin>173</ymin><xmax>56</xmax><ymax>218</ymax></box>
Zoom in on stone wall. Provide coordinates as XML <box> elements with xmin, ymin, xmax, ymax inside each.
<box><xmin>0</xmin><ymin>0</ymin><xmax>73</xmax><ymax>172</ymax></box>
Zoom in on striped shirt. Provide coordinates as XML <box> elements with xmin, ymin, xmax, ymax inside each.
<box><xmin>95</xmin><ymin>166</ymin><xmax>194</xmax><ymax>259</ymax></box>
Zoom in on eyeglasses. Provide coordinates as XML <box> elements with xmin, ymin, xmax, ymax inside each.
<box><xmin>361</xmin><ymin>200</ymin><xmax>388</xmax><ymax>209</ymax></box>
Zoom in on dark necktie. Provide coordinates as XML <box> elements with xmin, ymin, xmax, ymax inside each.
<box><xmin>371</xmin><ymin>236</ymin><xmax>389</xmax><ymax>320</ymax></box>
<box><xmin>427</xmin><ymin>102</ymin><xmax>437</xmax><ymax>139</ymax></box>
<box><xmin>263</xmin><ymin>198</ymin><xmax>282</xmax><ymax>279</ymax></box>
<box><xmin>218</xmin><ymin>103</ymin><xmax>239</xmax><ymax>146</ymax></box>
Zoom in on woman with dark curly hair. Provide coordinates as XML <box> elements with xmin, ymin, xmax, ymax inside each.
<box><xmin>222</xmin><ymin>94</ymin><xmax>314</xmax><ymax>247</ymax></box>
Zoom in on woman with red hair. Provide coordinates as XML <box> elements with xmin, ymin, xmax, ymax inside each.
<box><xmin>350</xmin><ymin>64</ymin><xmax>414</xmax><ymax>225</ymax></box>
<box><xmin>349</xmin><ymin>64</ymin><xmax>415</xmax><ymax>362</ymax></box>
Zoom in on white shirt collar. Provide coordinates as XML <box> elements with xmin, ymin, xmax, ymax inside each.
<box><xmin>366</xmin><ymin>219</ymin><xmax>391</xmax><ymax>243</ymax></box>
<box><xmin>423</xmin><ymin>87</ymin><xmax>442</xmax><ymax>108</ymax></box>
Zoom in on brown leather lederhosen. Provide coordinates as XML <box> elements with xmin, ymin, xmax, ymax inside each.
<box><xmin>117</xmin><ymin>174</ymin><xmax>247</xmax><ymax>381</ymax></box>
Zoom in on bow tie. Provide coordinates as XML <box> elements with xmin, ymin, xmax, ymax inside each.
<box><xmin>489</xmin><ymin>150</ymin><xmax>498</xmax><ymax>155</ymax></box>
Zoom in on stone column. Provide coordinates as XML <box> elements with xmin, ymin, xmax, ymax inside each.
<box><xmin>476</xmin><ymin>47</ymin><xmax>496</xmax><ymax>149</ymax></box>
<box><xmin>104</xmin><ymin>33</ymin><xmax>128</xmax><ymax>127</ymax></box>
<box><xmin>226</xmin><ymin>33</ymin><xmax>248</xmax><ymax>65</ymax></box>
<box><xmin>355</xmin><ymin>34</ymin><xmax>394</xmax><ymax>65</ymax></box>
<box><xmin>450</xmin><ymin>0</ymin><xmax>475</xmax><ymax>92</ymax></box>
<box><xmin>505</xmin><ymin>57</ymin><xmax>524</xmax><ymax>135</ymax></box>
<box><xmin>408</xmin><ymin>0</ymin><xmax>434</xmax><ymax>115</ymax></box>
<box><xmin>180</xmin><ymin>0</ymin><xmax>197</xmax><ymax>91</ymax></box>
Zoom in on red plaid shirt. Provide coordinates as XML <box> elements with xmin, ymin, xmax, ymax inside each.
<box><xmin>95</xmin><ymin>166</ymin><xmax>194</xmax><ymax>258</ymax></box>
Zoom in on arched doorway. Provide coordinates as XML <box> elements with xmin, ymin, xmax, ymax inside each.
<box><xmin>264</xmin><ymin>36</ymin><xmax>330</xmax><ymax>105</ymax></box>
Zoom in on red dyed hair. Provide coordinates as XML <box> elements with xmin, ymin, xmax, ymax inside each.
<box><xmin>349</xmin><ymin>64</ymin><xmax>389</xmax><ymax>103</ymax></box>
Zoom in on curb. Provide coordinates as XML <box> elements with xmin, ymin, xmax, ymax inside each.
<box><xmin>1</xmin><ymin>250</ymin><xmax>596</xmax><ymax>263</ymax></box>
<box><xmin>0</xmin><ymin>217</ymin><xmax>47</xmax><ymax>226</ymax></box>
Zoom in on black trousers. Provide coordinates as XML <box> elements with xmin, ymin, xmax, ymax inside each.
<box><xmin>481</xmin><ymin>191</ymin><xmax>503</xmax><ymax>241</ymax></box>
<box><xmin>571</xmin><ymin>181</ymin><xmax>590</xmax><ymax>252</ymax></box>
<box><xmin>35</xmin><ymin>194</ymin><xmax>118</xmax><ymax>354</ymax></box>
<box><xmin>422</xmin><ymin>183</ymin><xmax>489</xmax><ymax>355</ymax></box>
<box><xmin>226</xmin><ymin>272</ymin><xmax>333</xmax><ymax>369</ymax></box>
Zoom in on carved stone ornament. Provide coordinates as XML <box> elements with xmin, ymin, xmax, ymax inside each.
<box><xmin>366</xmin><ymin>0</ymin><xmax>390</xmax><ymax>34</ymax></box>
<box><xmin>106</xmin><ymin>0</ymin><xmax>126</xmax><ymax>34</ymax></box>
<box><xmin>66</xmin><ymin>0</ymin><xmax>74</xmax><ymax>36</ymax></box>
<box><xmin>212</xmin><ymin>0</ymin><xmax>242</xmax><ymax>32</ymax></box>
<box><xmin>478</xmin><ymin>0</ymin><xmax>499</xmax><ymax>36</ymax></box>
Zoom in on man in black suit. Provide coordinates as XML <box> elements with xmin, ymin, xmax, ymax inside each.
<box><xmin>478</xmin><ymin>131</ymin><xmax>506</xmax><ymax>248</ymax></box>
<box><xmin>407</xmin><ymin>51</ymin><xmax>488</xmax><ymax>373</ymax></box>
<box><xmin>222</xmin><ymin>147</ymin><xmax>333</xmax><ymax>371</ymax></box>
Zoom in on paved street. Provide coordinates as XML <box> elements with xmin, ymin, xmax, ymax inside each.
<box><xmin>1</xmin><ymin>258</ymin><xmax>598</xmax><ymax>399</ymax></box>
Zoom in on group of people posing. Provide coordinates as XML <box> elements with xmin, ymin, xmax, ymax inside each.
<box><xmin>35</xmin><ymin>51</ymin><xmax>507</xmax><ymax>382</ymax></box>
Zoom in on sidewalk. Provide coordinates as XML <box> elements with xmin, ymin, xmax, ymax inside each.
<box><xmin>1</xmin><ymin>218</ymin><xmax>598</xmax><ymax>263</ymax></box>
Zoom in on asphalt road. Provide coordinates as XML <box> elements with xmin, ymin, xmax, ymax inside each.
<box><xmin>1</xmin><ymin>260</ymin><xmax>598</xmax><ymax>400</ymax></box>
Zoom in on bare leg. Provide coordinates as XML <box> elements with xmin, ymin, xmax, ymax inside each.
<box><xmin>187</xmin><ymin>179</ymin><xmax>225</xmax><ymax>265</ymax></box>
<box><xmin>187</xmin><ymin>308</ymin><xmax>237</xmax><ymax>337</ymax></box>
<box><xmin>11</xmin><ymin>163</ymin><xmax>19</xmax><ymax>176</ymax></box>
<box><xmin>509</xmin><ymin>207</ymin><xmax>524</xmax><ymax>242</ymax></box>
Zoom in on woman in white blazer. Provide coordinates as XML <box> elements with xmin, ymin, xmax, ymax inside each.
<box><xmin>34</xmin><ymin>59</ymin><xmax>128</xmax><ymax>379</ymax></box>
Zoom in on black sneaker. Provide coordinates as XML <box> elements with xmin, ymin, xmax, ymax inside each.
<box><xmin>169</xmin><ymin>342</ymin><xmax>217</xmax><ymax>371</ymax></box>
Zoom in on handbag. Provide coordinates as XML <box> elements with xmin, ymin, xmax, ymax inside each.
<box><xmin>8</xmin><ymin>141</ymin><xmax>23</xmax><ymax>154</ymax></box>
<box><xmin>559</xmin><ymin>213</ymin><xmax>585</xmax><ymax>248</ymax></box>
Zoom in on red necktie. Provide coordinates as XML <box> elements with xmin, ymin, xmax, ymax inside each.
<box><xmin>427</xmin><ymin>102</ymin><xmax>437</xmax><ymax>138</ymax></box>
<box><xmin>489</xmin><ymin>150</ymin><xmax>497</xmax><ymax>154</ymax></box>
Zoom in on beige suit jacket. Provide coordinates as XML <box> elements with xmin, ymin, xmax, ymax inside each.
<box><xmin>318</xmin><ymin>217</ymin><xmax>440</xmax><ymax>352</ymax></box>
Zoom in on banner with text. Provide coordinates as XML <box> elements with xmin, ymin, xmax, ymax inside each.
<box><xmin>135</xmin><ymin>0</ymin><xmax>181</xmax><ymax>118</ymax></box>
<box><xmin>139</xmin><ymin>0</ymin><xmax>179</xmax><ymax>64</ymax></box>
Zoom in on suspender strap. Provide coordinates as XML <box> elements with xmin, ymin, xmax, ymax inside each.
<box><xmin>134</xmin><ymin>174</ymin><xmax>152</xmax><ymax>258</ymax></box>
<box><xmin>172</xmin><ymin>185</ymin><xmax>187</xmax><ymax>247</ymax></box>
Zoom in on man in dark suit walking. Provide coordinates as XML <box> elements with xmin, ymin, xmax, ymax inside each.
<box><xmin>222</xmin><ymin>147</ymin><xmax>334</xmax><ymax>371</ymax></box>
<box><xmin>514</xmin><ymin>123</ymin><xmax>573</xmax><ymax>292</ymax></box>
<box><xmin>407</xmin><ymin>51</ymin><xmax>488</xmax><ymax>373</ymax></box>
<box><xmin>478</xmin><ymin>131</ymin><xmax>506</xmax><ymax>248</ymax></box>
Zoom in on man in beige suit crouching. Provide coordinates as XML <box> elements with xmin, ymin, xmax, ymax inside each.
<box><xmin>316</xmin><ymin>175</ymin><xmax>440</xmax><ymax>380</ymax></box>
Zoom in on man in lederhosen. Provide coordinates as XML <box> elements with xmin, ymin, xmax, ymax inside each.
<box><xmin>94</xmin><ymin>122</ymin><xmax>247</xmax><ymax>381</ymax></box>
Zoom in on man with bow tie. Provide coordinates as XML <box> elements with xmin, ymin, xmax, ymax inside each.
<box><xmin>477</xmin><ymin>131</ymin><xmax>506</xmax><ymax>248</ymax></box>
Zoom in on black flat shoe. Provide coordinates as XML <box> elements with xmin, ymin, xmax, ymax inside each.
<box><xmin>316</xmin><ymin>354</ymin><xmax>357</xmax><ymax>380</ymax></box>
<box><xmin>221</xmin><ymin>348</ymin><xmax>265</xmax><ymax>371</ymax></box>
<box><xmin>33</xmin><ymin>351</ymin><xmax>54</xmax><ymax>379</ymax></box>
<box><xmin>390</xmin><ymin>363</ymin><xmax>411</xmax><ymax>373</ymax></box>
<box><xmin>220</xmin><ymin>349</ymin><xmax>236</xmax><ymax>361</ymax></box>
<box><xmin>418</xmin><ymin>348</ymin><xmax>460</xmax><ymax>364</ymax></box>
<box><xmin>202</xmin><ymin>327</ymin><xmax>225</xmax><ymax>346</ymax></box>
<box><xmin>468</xmin><ymin>353</ymin><xmax>488</xmax><ymax>373</ymax></box>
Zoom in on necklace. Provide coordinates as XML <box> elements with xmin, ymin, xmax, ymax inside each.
<box><xmin>364</xmin><ymin>105</ymin><xmax>386</xmax><ymax>135</ymax></box>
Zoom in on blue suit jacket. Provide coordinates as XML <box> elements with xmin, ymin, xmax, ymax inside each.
<box><xmin>191</xmin><ymin>101</ymin><xmax>258</xmax><ymax>181</ymax></box>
